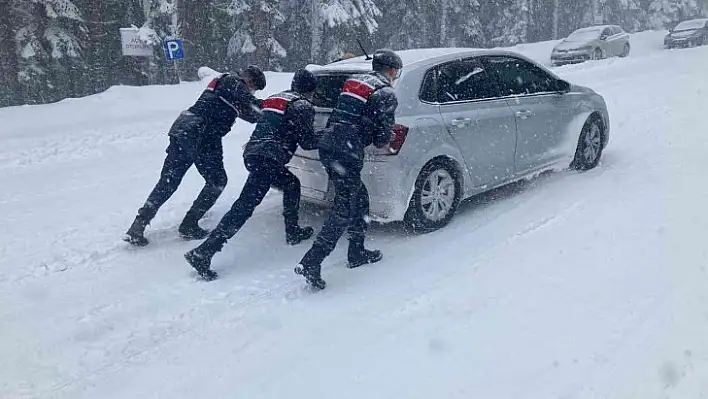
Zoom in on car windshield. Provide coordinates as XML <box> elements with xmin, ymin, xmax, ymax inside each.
<box><xmin>674</xmin><ymin>20</ymin><xmax>705</xmax><ymax>31</ymax></box>
<box><xmin>566</xmin><ymin>29</ymin><xmax>602</xmax><ymax>41</ymax></box>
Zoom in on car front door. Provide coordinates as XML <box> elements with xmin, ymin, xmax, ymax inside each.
<box><xmin>611</xmin><ymin>26</ymin><xmax>628</xmax><ymax>55</ymax></box>
<box><xmin>430</xmin><ymin>58</ymin><xmax>518</xmax><ymax>187</ymax></box>
<box><xmin>599</xmin><ymin>27</ymin><xmax>614</xmax><ymax>56</ymax></box>
<box><xmin>483</xmin><ymin>55</ymin><xmax>577</xmax><ymax>173</ymax></box>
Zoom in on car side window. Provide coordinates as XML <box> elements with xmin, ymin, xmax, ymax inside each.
<box><xmin>419</xmin><ymin>69</ymin><xmax>439</xmax><ymax>103</ymax></box>
<box><xmin>484</xmin><ymin>56</ymin><xmax>557</xmax><ymax>96</ymax></box>
<box><xmin>435</xmin><ymin>59</ymin><xmax>499</xmax><ymax>103</ymax></box>
<box><xmin>601</xmin><ymin>28</ymin><xmax>611</xmax><ymax>39</ymax></box>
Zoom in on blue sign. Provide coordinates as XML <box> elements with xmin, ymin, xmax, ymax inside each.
<box><xmin>163</xmin><ymin>39</ymin><xmax>184</xmax><ymax>61</ymax></box>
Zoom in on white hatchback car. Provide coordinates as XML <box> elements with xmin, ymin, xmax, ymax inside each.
<box><xmin>289</xmin><ymin>48</ymin><xmax>610</xmax><ymax>232</ymax></box>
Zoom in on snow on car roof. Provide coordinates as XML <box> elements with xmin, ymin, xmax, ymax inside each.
<box><xmin>674</xmin><ymin>18</ymin><xmax>708</xmax><ymax>29</ymax></box>
<box><xmin>573</xmin><ymin>25</ymin><xmax>610</xmax><ymax>32</ymax></box>
<box><xmin>307</xmin><ymin>47</ymin><xmax>489</xmax><ymax>72</ymax></box>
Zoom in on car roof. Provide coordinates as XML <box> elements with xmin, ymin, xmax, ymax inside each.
<box><xmin>573</xmin><ymin>25</ymin><xmax>613</xmax><ymax>32</ymax></box>
<box><xmin>679</xmin><ymin>17</ymin><xmax>708</xmax><ymax>23</ymax></box>
<box><xmin>308</xmin><ymin>48</ymin><xmax>539</xmax><ymax>74</ymax></box>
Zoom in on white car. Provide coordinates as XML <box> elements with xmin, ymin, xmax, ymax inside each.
<box><xmin>551</xmin><ymin>25</ymin><xmax>631</xmax><ymax>66</ymax></box>
<box><xmin>290</xmin><ymin>49</ymin><xmax>610</xmax><ymax>232</ymax></box>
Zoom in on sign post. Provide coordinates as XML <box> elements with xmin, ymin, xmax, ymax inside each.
<box><xmin>119</xmin><ymin>27</ymin><xmax>153</xmax><ymax>86</ymax></box>
<box><xmin>119</xmin><ymin>27</ymin><xmax>153</xmax><ymax>57</ymax></box>
<box><xmin>163</xmin><ymin>38</ymin><xmax>185</xmax><ymax>82</ymax></box>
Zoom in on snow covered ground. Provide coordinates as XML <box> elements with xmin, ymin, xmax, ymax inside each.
<box><xmin>2</xmin><ymin>29</ymin><xmax>708</xmax><ymax>398</ymax></box>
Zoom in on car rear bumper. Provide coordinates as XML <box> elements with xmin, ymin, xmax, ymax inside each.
<box><xmin>288</xmin><ymin>155</ymin><xmax>410</xmax><ymax>223</ymax></box>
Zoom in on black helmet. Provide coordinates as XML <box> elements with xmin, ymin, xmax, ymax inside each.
<box><xmin>372</xmin><ymin>49</ymin><xmax>403</xmax><ymax>71</ymax></box>
<box><xmin>291</xmin><ymin>69</ymin><xmax>317</xmax><ymax>93</ymax></box>
<box><xmin>242</xmin><ymin>65</ymin><xmax>266</xmax><ymax>90</ymax></box>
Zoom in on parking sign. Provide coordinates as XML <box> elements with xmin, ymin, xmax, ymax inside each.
<box><xmin>163</xmin><ymin>39</ymin><xmax>184</xmax><ymax>61</ymax></box>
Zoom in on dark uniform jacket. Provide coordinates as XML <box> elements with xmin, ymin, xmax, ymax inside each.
<box><xmin>243</xmin><ymin>90</ymin><xmax>319</xmax><ymax>166</ymax></box>
<box><xmin>319</xmin><ymin>71</ymin><xmax>398</xmax><ymax>169</ymax></box>
<box><xmin>187</xmin><ymin>72</ymin><xmax>263</xmax><ymax>138</ymax></box>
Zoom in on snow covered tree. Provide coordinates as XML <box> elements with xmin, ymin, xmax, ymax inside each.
<box><xmin>483</xmin><ymin>0</ymin><xmax>530</xmax><ymax>46</ymax></box>
<box><xmin>375</xmin><ymin>0</ymin><xmax>439</xmax><ymax>50</ymax></box>
<box><xmin>8</xmin><ymin>0</ymin><xmax>88</xmax><ymax>104</ymax></box>
<box><xmin>443</xmin><ymin>0</ymin><xmax>485</xmax><ymax>46</ymax></box>
<box><xmin>598</xmin><ymin>0</ymin><xmax>644</xmax><ymax>31</ymax></box>
<box><xmin>315</xmin><ymin>0</ymin><xmax>381</xmax><ymax>63</ymax></box>
<box><xmin>138</xmin><ymin>0</ymin><xmax>179</xmax><ymax>84</ymax></box>
<box><xmin>227</xmin><ymin>0</ymin><xmax>287</xmax><ymax>71</ymax></box>
<box><xmin>647</xmin><ymin>0</ymin><xmax>704</xmax><ymax>28</ymax></box>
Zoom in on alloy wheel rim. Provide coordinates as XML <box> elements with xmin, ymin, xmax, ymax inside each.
<box><xmin>583</xmin><ymin>123</ymin><xmax>602</xmax><ymax>163</ymax></box>
<box><xmin>421</xmin><ymin>169</ymin><xmax>456</xmax><ymax>222</ymax></box>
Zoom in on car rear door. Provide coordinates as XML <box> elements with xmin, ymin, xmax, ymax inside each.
<box><xmin>430</xmin><ymin>57</ymin><xmax>518</xmax><ymax>186</ymax></box>
<box><xmin>483</xmin><ymin>55</ymin><xmax>576</xmax><ymax>173</ymax></box>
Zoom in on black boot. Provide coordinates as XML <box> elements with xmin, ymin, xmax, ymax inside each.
<box><xmin>184</xmin><ymin>236</ymin><xmax>224</xmax><ymax>281</ymax></box>
<box><xmin>178</xmin><ymin>212</ymin><xmax>209</xmax><ymax>240</ymax></box>
<box><xmin>286</xmin><ymin>226</ymin><xmax>314</xmax><ymax>245</ymax></box>
<box><xmin>123</xmin><ymin>216</ymin><xmax>149</xmax><ymax>247</ymax></box>
<box><xmin>294</xmin><ymin>263</ymin><xmax>326</xmax><ymax>290</ymax></box>
<box><xmin>347</xmin><ymin>239</ymin><xmax>383</xmax><ymax>269</ymax></box>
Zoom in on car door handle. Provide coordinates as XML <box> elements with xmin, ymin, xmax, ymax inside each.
<box><xmin>515</xmin><ymin>110</ymin><xmax>533</xmax><ymax>119</ymax></box>
<box><xmin>451</xmin><ymin>117</ymin><xmax>472</xmax><ymax>127</ymax></box>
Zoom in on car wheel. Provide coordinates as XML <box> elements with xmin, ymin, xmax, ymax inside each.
<box><xmin>405</xmin><ymin>159</ymin><xmax>462</xmax><ymax>233</ymax></box>
<box><xmin>621</xmin><ymin>43</ymin><xmax>630</xmax><ymax>57</ymax></box>
<box><xmin>571</xmin><ymin>116</ymin><xmax>604</xmax><ymax>171</ymax></box>
<box><xmin>592</xmin><ymin>48</ymin><xmax>603</xmax><ymax>60</ymax></box>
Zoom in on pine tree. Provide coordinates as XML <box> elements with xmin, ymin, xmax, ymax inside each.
<box><xmin>9</xmin><ymin>0</ymin><xmax>88</xmax><ymax>104</ymax></box>
<box><xmin>316</xmin><ymin>0</ymin><xmax>381</xmax><ymax>63</ymax></box>
<box><xmin>280</xmin><ymin>0</ymin><xmax>313</xmax><ymax>69</ymax></box>
<box><xmin>647</xmin><ymin>0</ymin><xmax>704</xmax><ymax>28</ymax></box>
<box><xmin>227</xmin><ymin>0</ymin><xmax>287</xmax><ymax>71</ymax></box>
<box><xmin>443</xmin><ymin>0</ymin><xmax>485</xmax><ymax>46</ymax></box>
<box><xmin>483</xmin><ymin>0</ymin><xmax>530</xmax><ymax>46</ymax></box>
<box><xmin>140</xmin><ymin>0</ymin><xmax>179</xmax><ymax>84</ymax></box>
<box><xmin>375</xmin><ymin>0</ymin><xmax>438</xmax><ymax>50</ymax></box>
<box><xmin>0</xmin><ymin>0</ymin><xmax>20</xmax><ymax>107</ymax></box>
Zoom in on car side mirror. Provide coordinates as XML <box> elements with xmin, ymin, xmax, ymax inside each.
<box><xmin>555</xmin><ymin>80</ymin><xmax>571</xmax><ymax>93</ymax></box>
<box><xmin>600</xmin><ymin>34</ymin><xmax>608</xmax><ymax>40</ymax></box>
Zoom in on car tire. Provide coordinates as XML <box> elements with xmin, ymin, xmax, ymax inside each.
<box><xmin>620</xmin><ymin>43</ymin><xmax>630</xmax><ymax>57</ymax></box>
<box><xmin>593</xmin><ymin>48</ymin><xmax>603</xmax><ymax>60</ymax></box>
<box><xmin>405</xmin><ymin>159</ymin><xmax>462</xmax><ymax>233</ymax></box>
<box><xmin>571</xmin><ymin>116</ymin><xmax>604</xmax><ymax>171</ymax></box>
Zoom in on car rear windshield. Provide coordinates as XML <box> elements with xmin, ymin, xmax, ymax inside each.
<box><xmin>312</xmin><ymin>74</ymin><xmax>352</xmax><ymax>108</ymax></box>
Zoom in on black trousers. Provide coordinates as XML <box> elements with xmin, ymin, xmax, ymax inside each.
<box><xmin>137</xmin><ymin>112</ymin><xmax>227</xmax><ymax>225</ymax></box>
<box><xmin>300</xmin><ymin>150</ymin><xmax>370</xmax><ymax>267</ymax></box>
<box><xmin>197</xmin><ymin>156</ymin><xmax>302</xmax><ymax>254</ymax></box>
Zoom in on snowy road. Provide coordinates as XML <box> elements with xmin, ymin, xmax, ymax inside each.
<box><xmin>2</xmin><ymin>30</ymin><xmax>708</xmax><ymax>398</ymax></box>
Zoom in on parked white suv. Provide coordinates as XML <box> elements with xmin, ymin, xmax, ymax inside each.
<box><xmin>290</xmin><ymin>49</ymin><xmax>610</xmax><ymax>232</ymax></box>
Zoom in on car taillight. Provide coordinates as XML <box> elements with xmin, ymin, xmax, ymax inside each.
<box><xmin>387</xmin><ymin>123</ymin><xmax>409</xmax><ymax>155</ymax></box>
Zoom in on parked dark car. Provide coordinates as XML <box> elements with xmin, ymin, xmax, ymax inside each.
<box><xmin>664</xmin><ymin>18</ymin><xmax>708</xmax><ymax>48</ymax></box>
